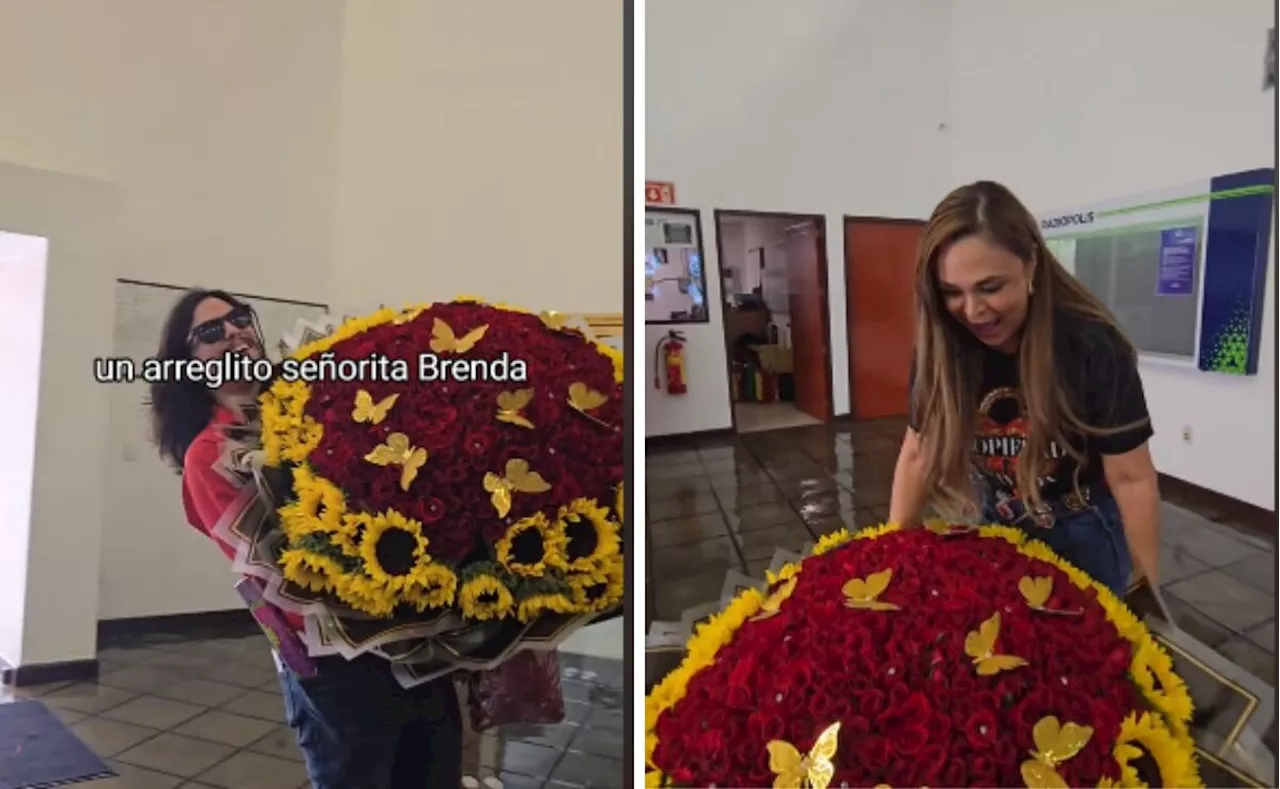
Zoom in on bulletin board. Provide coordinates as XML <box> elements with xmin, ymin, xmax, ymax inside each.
<box><xmin>645</xmin><ymin>207</ymin><xmax>709</xmax><ymax>324</ymax></box>
<box><xmin>1040</xmin><ymin>168</ymin><xmax>1274</xmax><ymax>375</ymax></box>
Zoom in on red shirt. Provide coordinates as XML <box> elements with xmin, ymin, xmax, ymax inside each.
<box><xmin>182</xmin><ymin>407</ymin><xmax>306</xmax><ymax>634</ymax></box>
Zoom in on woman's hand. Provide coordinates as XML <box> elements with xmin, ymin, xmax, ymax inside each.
<box><xmin>1102</xmin><ymin>442</ymin><xmax>1162</xmax><ymax>588</ymax></box>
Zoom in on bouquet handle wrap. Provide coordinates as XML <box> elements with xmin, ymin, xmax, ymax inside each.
<box><xmin>465</xmin><ymin>650</ymin><xmax>566</xmax><ymax>732</ymax></box>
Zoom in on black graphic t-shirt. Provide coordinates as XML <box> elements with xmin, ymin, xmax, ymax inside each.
<box><xmin>910</xmin><ymin>311</ymin><xmax>1153</xmax><ymax>518</ymax></box>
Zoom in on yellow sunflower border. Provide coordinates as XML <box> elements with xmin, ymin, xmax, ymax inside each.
<box><xmin>644</xmin><ymin>523</ymin><xmax>1202</xmax><ymax>789</ymax></box>
<box><xmin>255</xmin><ymin>298</ymin><xmax>625</xmax><ymax>622</ymax></box>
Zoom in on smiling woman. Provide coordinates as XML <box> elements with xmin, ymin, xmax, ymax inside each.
<box><xmin>889</xmin><ymin>181</ymin><xmax>1163</xmax><ymax>600</ymax></box>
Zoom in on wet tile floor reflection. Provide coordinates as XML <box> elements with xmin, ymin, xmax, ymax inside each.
<box><xmin>646</xmin><ymin>417</ymin><xmax>1278</xmax><ymax>749</ymax></box>
<box><xmin>1</xmin><ymin>630</ymin><xmax>623</xmax><ymax>788</ymax></box>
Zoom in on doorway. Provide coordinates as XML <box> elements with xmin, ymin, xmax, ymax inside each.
<box><xmin>844</xmin><ymin>217</ymin><xmax>924</xmax><ymax>420</ymax></box>
<box><xmin>714</xmin><ymin>211</ymin><xmax>833</xmax><ymax>434</ymax></box>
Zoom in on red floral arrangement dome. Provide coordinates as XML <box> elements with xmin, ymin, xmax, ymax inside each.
<box><xmin>645</xmin><ymin>523</ymin><xmax>1200</xmax><ymax>788</ymax></box>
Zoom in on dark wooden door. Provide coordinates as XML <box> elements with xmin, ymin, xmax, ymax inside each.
<box><xmin>846</xmin><ymin>219</ymin><xmax>923</xmax><ymax>420</ymax></box>
<box><xmin>786</xmin><ymin>222</ymin><xmax>833</xmax><ymax>421</ymax></box>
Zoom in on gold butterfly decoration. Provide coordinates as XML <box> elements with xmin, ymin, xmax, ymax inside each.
<box><xmin>352</xmin><ymin>390</ymin><xmax>399</xmax><ymax>425</ymax></box>
<box><xmin>567</xmin><ymin>382</ymin><xmax>611</xmax><ymax>427</ymax></box>
<box><xmin>482</xmin><ymin>459</ymin><xmax>552</xmax><ymax>518</ymax></box>
<box><xmin>364</xmin><ymin>432</ymin><xmax>428</xmax><ymax>491</ymax></box>
<box><xmin>1018</xmin><ymin>576</ymin><xmax>1082</xmax><ymax>617</ymax></box>
<box><xmin>751</xmin><ymin>576</ymin><xmax>798</xmax><ymax>622</ymax></box>
<box><xmin>964</xmin><ymin>612</ymin><xmax>1028</xmax><ymax>676</ymax></box>
<box><xmin>429</xmin><ymin>318</ymin><xmax>489</xmax><ymax>354</ymax></box>
<box><xmin>767</xmin><ymin>721</ymin><xmax>841</xmax><ymax>789</ymax></box>
<box><xmin>494</xmin><ymin>389</ymin><xmax>536</xmax><ymax>430</ymax></box>
<box><xmin>539</xmin><ymin>310</ymin><xmax>568</xmax><ymax>330</ymax></box>
<box><xmin>1019</xmin><ymin>716</ymin><xmax>1094</xmax><ymax>789</ymax></box>
<box><xmin>842</xmin><ymin>569</ymin><xmax>900</xmax><ymax>611</ymax></box>
<box><xmin>567</xmin><ymin>382</ymin><xmax>609</xmax><ymax>411</ymax></box>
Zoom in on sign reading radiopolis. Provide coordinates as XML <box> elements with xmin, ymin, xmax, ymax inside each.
<box><xmin>1037</xmin><ymin>168</ymin><xmax>1274</xmax><ymax>375</ymax></box>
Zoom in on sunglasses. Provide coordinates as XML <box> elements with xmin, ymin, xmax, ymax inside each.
<box><xmin>190</xmin><ymin>304</ymin><xmax>255</xmax><ymax>346</ymax></box>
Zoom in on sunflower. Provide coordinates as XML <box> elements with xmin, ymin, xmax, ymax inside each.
<box><xmin>495</xmin><ymin>513</ymin><xmax>566</xmax><ymax>578</ymax></box>
<box><xmin>359</xmin><ymin>510</ymin><xmax>432</xmax><ymax>584</ymax></box>
<box><xmin>278</xmin><ymin>465</ymin><xmax>347</xmax><ymax>539</ymax></box>
<box><xmin>1112</xmin><ymin>711</ymin><xmax>1203</xmax><ymax>788</ymax></box>
<box><xmin>459</xmin><ymin>572</ymin><xmax>516</xmax><ymax>621</ymax></box>
<box><xmin>615</xmin><ymin>483</ymin><xmax>625</xmax><ymax>523</ymax></box>
<box><xmin>331</xmin><ymin>512</ymin><xmax>372</xmax><ymax>558</ymax></box>
<box><xmin>279</xmin><ymin>547</ymin><xmax>344</xmax><ymax>593</ymax></box>
<box><xmin>326</xmin><ymin>510</ymin><xmax>455</xmax><ymax>618</ymax></box>
<box><xmin>552</xmin><ymin>498</ymin><xmax>621</xmax><ymax>572</ymax></box>
<box><xmin>401</xmin><ymin>562</ymin><xmax>458</xmax><ymax>612</ymax></box>
<box><xmin>517</xmin><ymin>590</ymin><xmax>576</xmax><ymax>623</ymax></box>
<box><xmin>565</xmin><ymin>557</ymin><xmax>624</xmax><ymax>613</ymax></box>
<box><xmin>1130</xmin><ymin>639</ymin><xmax>1194</xmax><ymax>729</ymax></box>
<box><xmin>335</xmin><ymin>572</ymin><xmax>397</xmax><ymax>618</ymax></box>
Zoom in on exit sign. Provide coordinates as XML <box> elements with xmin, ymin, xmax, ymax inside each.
<box><xmin>646</xmin><ymin>181</ymin><xmax>676</xmax><ymax>205</ymax></box>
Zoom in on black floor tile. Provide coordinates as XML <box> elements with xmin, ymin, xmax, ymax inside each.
<box><xmin>650</xmin><ymin>537</ymin><xmax>743</xmax><ymax>582</ymax></box>
<box><xmin>731</xmin><ymin>522</ymin><xmax>813</xmax><ymax>563</ymax></box>
<box><xmin>649</xmin><ymin>512</ymin><xmax>729</xmax><ymax>548</ymax></box>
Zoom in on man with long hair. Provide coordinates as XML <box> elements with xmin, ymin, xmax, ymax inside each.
<box><xmin>149</xmin><ymin>288</ymin><xmax>462</xmax><ymax>789</ymax></box>
<box><xmin>889</xmin><ymin>182</ymin><xmax>1162</xmax><ymax>595</ymax></box>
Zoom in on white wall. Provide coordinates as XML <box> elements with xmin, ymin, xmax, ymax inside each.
<box><xmin>0</xmin><ymin>163</ymin><xmax>122</xmax><ymax>667</ymax></box>
<box><xmin>0</xmin><ymin>231</ymin><xmax>49</xmax><ymax>667</ymax></box>
<box><xmin>645</xmin><ymin>0</ymin><xmax>953</xmax><ymax>436</ymax></box>
<box><xmin>329</xmin><ymin>0</ymin><xmax>624</xmax><ymax>317</ymax></box>
<box><xmin>947</xmin><ymin>0</ymin><xmax>1276</xmax><ymax>509</ymax></box>
<box><xmin>0</xmin><ymin>0</ymin><xmax>346</xmax><ymax>624</ymax></box>
<box><xmin>647</xmin><ymin>0</ymin><xmax>1276</xmax><ymax>511</ymax></box>
<box><xmin>0</xmin><ymin>0</ymin><xmax>626</xmax><ymax>640</ymax></box>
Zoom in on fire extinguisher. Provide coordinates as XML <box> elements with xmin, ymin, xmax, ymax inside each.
<box><xmin>654</xmin><ymin>330</ymin><xmax>688</xmax><ymax>394</ymax></box>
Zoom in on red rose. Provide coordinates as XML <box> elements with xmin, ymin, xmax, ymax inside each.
<box><xmin>908</xmin><ymin>744</ymin><xmax>949</xmax><ymax>787</ymax></box>
<box><xmin>858</xmin><ymin>736</ymin><xmax>893</xmax><ymax>772</ymax></box>
<box><xmin>745</xmin><ymin>712</ymin><xmax>785</xmax><ymax>744</ymax></box>
<box><xmin>940</xmin><ymin>757</ymin><xmax>968</xmax><ymax>787</ymax></box>
<box><xmin>480</xmin><ymin>518</ymin><xmax>507</xmax><ymax>546</ymax></box>
<box><xmin>964</xmin><ymin>707</ymin><xmax>999</xmax><ymax>751</ymax></box>
<box><xmin>724</xmin><ymin>685</ymin><xmax>753</xmax><ymax>712</ymax></box>
<box><xmin>369</xmin><ymin>475</ymin><xmax>398</xmax><ymax>505</ymax></box>
<box><xmin>893</xmin><ymin>722</ymin><xmax>930</xmax><ymax>759</ymax></box>
<box><xmin>417</xmin><ymin>497</ymin><xmax>445</xmax><ymax>524</ymax></box>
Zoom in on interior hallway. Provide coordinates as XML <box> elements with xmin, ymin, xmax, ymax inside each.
<box><xmin>645</xmin><ymin>417</ymin><xmax>1279</xmax><ymax>764</ymax></box>
<box><xmin>1</xmin><ymin>621</ymin><xmax>624</xmax><ymax>788</ymax></box>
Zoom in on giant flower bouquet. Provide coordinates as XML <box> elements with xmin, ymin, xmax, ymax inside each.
<box><xmin>213</xmin><ymin>298</ymin><xmax>624</xmax><ymax>687</ymax></box>
<box><xmin>646</xmin><ymin>523</ymin><xmax>1201</xmax><ymax>788</ymax></box>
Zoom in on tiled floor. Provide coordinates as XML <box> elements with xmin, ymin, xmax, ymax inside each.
<box><xmin>646</xmin><ymin>416</ymin><xmax>1278</xmax><ymax>742</ymax></box>
<box><xmin>1</xmin><ymin>628</ymin><xmax>624</xmax><ymax>788</ymax></box>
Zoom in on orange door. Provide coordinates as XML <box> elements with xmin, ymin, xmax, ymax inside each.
<box><xmin>846</xmin><ymin>220</ymin><xmax>923</xmax><ymax>420</ymax></box>
<box><xmin>786</xmin><ymin>222</ymin><xmax>832</xmax><ymax>421</ymax></box>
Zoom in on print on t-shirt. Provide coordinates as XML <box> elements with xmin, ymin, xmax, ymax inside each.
<box><xmin>972</xmin><ymin>386</ymin><xmax>1069</xmax><ymax>505</ymax></box>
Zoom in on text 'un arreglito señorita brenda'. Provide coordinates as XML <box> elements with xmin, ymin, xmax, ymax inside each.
<box><xmin>93</xmin><ymin>352</ymin><xmax>529</xmax><ymax>388</ymax></box>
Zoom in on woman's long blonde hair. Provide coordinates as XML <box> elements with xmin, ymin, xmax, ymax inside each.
<box><xmin>910</xmin><ymin>181</ymin><xmax>1143</xmax><ymax>517</ymax></box>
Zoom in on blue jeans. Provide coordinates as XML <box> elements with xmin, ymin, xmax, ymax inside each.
<box><xmin>279</xmin><ymin>655</ymin><xmax>463</xmax><ymax>789</ymax></box>
<box><xmin>981</xmin><ymin>494</ymin><xmax>1133</xmax><ymax>596</ymax></box>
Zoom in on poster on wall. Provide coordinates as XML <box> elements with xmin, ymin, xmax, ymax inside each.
<box><xmin>646</xmin><ymin>207</ymin><xmax>709</xmax><ymax>324</ymax></box>
<box><xmin>1157</xmin><ymin>227</ymin><xmax>1198</xmax><ymax>296</ymax></box>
